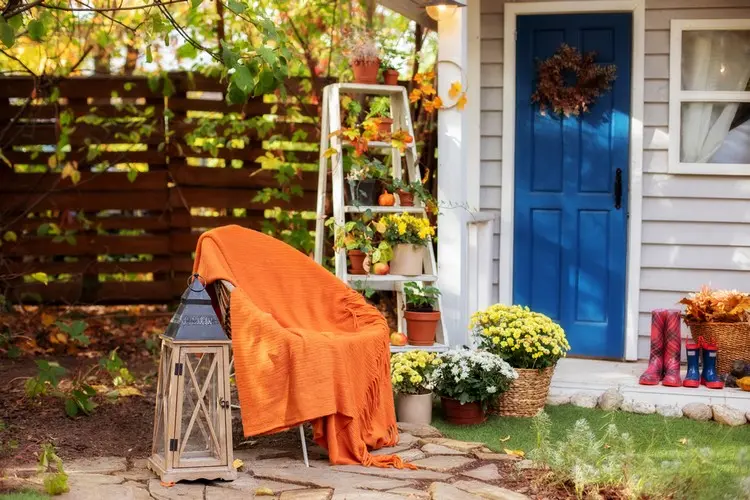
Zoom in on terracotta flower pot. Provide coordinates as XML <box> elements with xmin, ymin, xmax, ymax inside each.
<box><xmin>348</xmin><ymin>250</ymin><xmax>367</xmax><ymax>275</ymax></box>
<box><xmin>352</xmin><ymin>60</ymin><xmax>380</xmax><ymax>84</ymax></box>
<box><xmin>405</xmin><ymin>310</ymin><xmax>440</xmax><ymax>346</ymax></box>
<box><xmin>377</xmin><ymin>117</ymin><xmax>393</xmax><ymax>135</ymax></box>
<box><xmin>397</xmin><ymin>189</ymin><xmax>414</xmax><ymax>206</ymax></box>
<box><xmin>395</xmin><ymin>392</ymin><xmax>433</xmax><ymax>424</ymax></box>
<box><xmin>390</xmin><ymin>244</ymin><xmax>423</xmax><ymax>275</ymax></box>
<box><xmin>441</xmin><ymin>397</ymin><xmax>486</xmax><ymax>425</ymax></box>
<box><xmin>383</xmin><ymin>69</ymin><xmax>399</xmax><ymax>86</ymax></box>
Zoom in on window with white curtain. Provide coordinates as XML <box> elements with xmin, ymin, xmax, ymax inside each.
<box><xmin>669</xmin><ymin>20</ymin><xmax>750</xmax><ymax>175</ymax></box>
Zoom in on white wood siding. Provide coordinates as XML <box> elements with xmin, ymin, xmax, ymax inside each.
<box><xmin>478</xmin><ymin>0</ymin><xmax>750</xmax><ymax>358</ymax></box>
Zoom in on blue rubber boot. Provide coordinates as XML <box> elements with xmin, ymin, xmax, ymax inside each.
<box><xmin>700</xmin><ymin>338</ymin><xmax>724</xmax><ymax>390</ymax></box>
<box><xmin>682</xmin><ymin>341</ymin><xmax>700</xmax><ymax>388</ymax></box>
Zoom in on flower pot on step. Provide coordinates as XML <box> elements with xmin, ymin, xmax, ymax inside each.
<box><xmin>441</xmin><ymin>397</ymin><xmax>486</xmax><ymax>425</ymax></box>
<box><xmin>405</xmin><ymin>309</ymin><xmax>440</xmax><ymax>346</ymax></box>
<box><xmin>352</xmin><ymin>60</ymin><xmax>380</xmax><ymax>84</ymax></box>
<box><xmin>396</xmin><ymin>392</ymin><xmax>433</xmax><ymax>424</ymax></box>
<box><xmin>348</xmin><ymin>250</ymin><xmax>367</xmax><ymax>275</ymax></box>
<box><xmin>397</xmin><ymin>189</ymin><xmax>414</xmax><ymax>206</ymax></box>
<box><xmin>490</xmin><ymin>366</ymin><xmax>554</xmax><ymax>417</ymax></box>
<box><xmin>347</xmin><ymin>178</ymin><xmax>379</xmax><ymax>206</ymax></box>
<box><xmin>390</xmin><ymin>244</ymin><xmax>423</xmax><ymax>275</ymax></box>
<box><xmin>383</xmin><ymin>69</ymin><xmax>399</xmax><ymax>86</ymax></box>
<box><xmin>377</xmin><ymin>117</ymin><xmax>393</xmax><ymax>135</ymax></box>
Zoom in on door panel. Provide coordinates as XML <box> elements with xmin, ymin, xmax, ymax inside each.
<box><xmin>513</xmin><ymin>13</ymin><xmax>632</xmax><ymax>359</ymax></box>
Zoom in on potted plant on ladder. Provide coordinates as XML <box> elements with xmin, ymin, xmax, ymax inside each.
<box><xmin>327</xmin><ymin>218</ymin><xmax>373</xmax><ymax>275</ymax></box>
<box><xmin>391</xmin><ymin>350</ymin><xmax>441</xmax><ymax>424</ymax></box>
<box><xmin>345</xmin><ymin>155</ymin><xmax>389</xmax><ymax>206</ymax></box>
<box><xmin>403</xmin><ymin>282</ymin><xmax>441</xmax><ymax>346</ymax></box>
<box><xmin>365</xmin><ymin>97</ymin><xmax>394</xmax><ymax>135</ymax></box>
<box><xmin>378</xmin><ymin>213</ymin><xmax>435</xmax><ymax>276</ymax></box>
<box><xmin>346</xmin><ymin>32</ymin><xmax>380</xmax><ymax>84</ymax></box>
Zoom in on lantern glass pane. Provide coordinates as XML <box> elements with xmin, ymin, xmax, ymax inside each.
<box><xmin>180</xmin><ymin>351</ymin><xmax>222</xmax><ymax>462</ymax></box>
<box><xmin>153</xmin><ymin>342</ymin><xmax>172</xmax><ymax>458</ymax></box>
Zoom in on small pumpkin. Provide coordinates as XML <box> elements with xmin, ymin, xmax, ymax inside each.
<box><xmin>378</xmin><ymin>191</ymin><xmax>395</xmax><ymax>206</ymax></box>
<box><xmin>737</xmin><ymin>376</ymin><xmax>750</xmax><ymax>392</ymax></box>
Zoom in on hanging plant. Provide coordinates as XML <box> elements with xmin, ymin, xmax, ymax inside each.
<box><xmin>531</xmin><ymin>44</ymin><xmax>616</xmax><ymax>117</ymax></box>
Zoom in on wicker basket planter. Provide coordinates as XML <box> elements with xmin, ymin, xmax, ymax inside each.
<box><xmin>688</xmin><ymin>322</ymin><xmax>750</xmax><ymax>375</ymax></box>
<box><xmin>491</xmin><ymin>366</ymin><xmax>555</xmax><ymax>418</ymax></box>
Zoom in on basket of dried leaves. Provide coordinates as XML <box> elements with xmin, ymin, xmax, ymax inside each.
<box><xmin>680</xmin><ymin>286</ymin><xmax>750</xmax><ymax>374</ymax></box>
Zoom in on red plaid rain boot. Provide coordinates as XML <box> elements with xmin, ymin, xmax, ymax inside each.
<box><xmin>661</xmin><ymin>310</ymin><xmax>682</xmax><ymax>387</ymax></box>
<box><xmin>700</xmin><ymin>337</ymin><xmax>724</xmax><ymax>390</ymax></box>
<box><xmin>639</xmin><ymin>309</ymin><xmax>666</xmax><ymax>385</ymax></box>
<box><xmin>682</xmin><ymin>340</ymin><xmax>701</xmax><ymax>388</ymax></box>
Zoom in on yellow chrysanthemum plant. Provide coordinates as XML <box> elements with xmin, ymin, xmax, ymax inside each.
<box><xmin>376</xmin><ymin>213</ymin><xmax>435</xmax><ymax>275</ymax></box>
<box><xmin>390</xmin><ymin>351</ymin><xmax>442</xmax><ymax>395</ymax></box>
<box><xmin>470</xmin><ymin>304</ymin><xmax>571</xmax><ymax>370</ymax></box>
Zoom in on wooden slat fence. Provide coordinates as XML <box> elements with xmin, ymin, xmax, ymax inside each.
<box><xmin>0</xmin><ymin>73</ymin><xmax>331</xmax><ymax>303</ymax></box>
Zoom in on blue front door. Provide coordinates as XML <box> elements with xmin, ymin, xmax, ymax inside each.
<box><xmin>513</xmin><ymin>13</ymin><xmax>632</xmax><ymax>358</ymax></box>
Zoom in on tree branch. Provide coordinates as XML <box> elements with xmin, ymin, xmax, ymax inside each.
<box><xmin>38</xmin><ymin>0</ymin><xmax>187</xmax><ymax>12</ymax></box>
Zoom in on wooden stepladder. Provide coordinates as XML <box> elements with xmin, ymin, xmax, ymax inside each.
<box><xmin>313</xmin><ymin>83</ymin><xmax>449</xmax><ymax>353</ymax></box>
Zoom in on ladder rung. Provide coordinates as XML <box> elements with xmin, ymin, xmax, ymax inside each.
<box><xmin>347</xmin><ymin>274</ymin><xmax>437</xmax><ymax>284</ymax></box>
<box><xmin>344</xmin><ymin>206</ymin><xmax>424</xmax><ymax>214</ymax></box>
<box><xmin>334</xmin><ymin>83</ymin><xmax>405</xmax><ymax>95</ymax></box>
<box><xmin>390</xmin><ymin>343</ymin><xmax>450</xmax><ymax>353</ymax></box>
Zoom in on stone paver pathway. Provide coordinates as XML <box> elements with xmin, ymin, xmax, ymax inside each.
<box><xmin>4</xmin><ymin>423</ymin><xmax>531</xmax><ymax>499</ymax></box>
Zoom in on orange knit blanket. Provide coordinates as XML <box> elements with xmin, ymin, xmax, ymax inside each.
<box><xmin>193</xmin><ymin>225</ymin><xmax>413</xmax><ymax>468</ymax></box>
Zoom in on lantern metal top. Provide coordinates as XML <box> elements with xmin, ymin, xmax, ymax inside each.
<box><xmin>163</xmin><ymin>274</ymin><xmax>229</xmax><ymax>342</ymax></box>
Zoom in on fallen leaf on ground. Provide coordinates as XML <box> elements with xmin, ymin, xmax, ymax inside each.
<box><xmin>255</xmin><ymin>487</ymin><xmax>274</xmax><ymax>496</ymax></box>
<box><xmin>504</xmin><ymin>448</ymin><xmax>525</xmax><ymax>458</ymax></box>
<box><xmin>232</xmin><ymin>458</ymin><xmax>244</xmax><ymax>470</ymax></box>
<box><xmin>160</xmin><ymin>481</ymin><xmax>175</xmax><ymax>488</ymax></box>
<box><xmin>41</xmin><ymin>313</ymin><xmax>56</xmax><ymax>326</ymax></box>
<box><xmin>499</xmin><ymin>435</ymin><xmax>511</xmax><ymax>442</ymax></box>
<box><xmin>678</xmin><ymin>438</ymin><xmax>688</xmax><ymax>445</ymax></box>
<box><xmin>117</xmin><ymin>387</ymin><xmax>143</xmax><ymax>397</ymax></box>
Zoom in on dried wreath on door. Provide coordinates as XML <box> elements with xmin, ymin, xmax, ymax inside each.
<box><xmin>531</xmin><ymin>44</ymin><xmax>617</xmax><ymax>117</ymax></box>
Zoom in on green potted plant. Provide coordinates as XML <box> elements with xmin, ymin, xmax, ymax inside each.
<box><xmin>403</xmin><ymin>282</ymin><xmax>441</xmax><ymax>346</ymax></box>
<box><xmin>366</xmin><ymin>97</ymin><xmax>393</xmax><ymax>135</ymax></box>
<box><xmin>326</xmin><ymin>217</ymin><xmax>393</xmax><ymax>275</ymax></box>
<box><xmin>432</xmin><ymin>348</ymin><xmax>517</xmax><ymax>425</ymax></box>
<box><xmin>380</xmin><ymin>50</ymin><xmax>400</xmax><ymax>86</ymax></box>
<box><xmin>390</xmin><ymin>350</ymin><xmax>441</xmax><ymax>424</ymax></box>
<box><xmin>471</xmin><ymin>304</ymin><xmax>570</xmax><ymax>417</ymax></box>
<box><xmin>378</xmin><ymin>213</ymin><xmax>435</xmax><ymax>275</ymax></box>
<box><xmin>345</xmin><ymin>155</ymin><xmax>389</xmax><ymax>206</ymax></box>
<box><xmin>347</xmin><ymin>32</ymin><xmax>380</xmax><ymax>84</ymax></box>
<box><xmin>389</xmin><ymin>179</ymin><xmax>437</xmax><ymax>213</ymax></box>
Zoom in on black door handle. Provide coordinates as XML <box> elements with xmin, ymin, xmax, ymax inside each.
<box><xmin>614</xmin><ymin>168</ymin><xmax>623</xmax><ymax>210</ymax></box>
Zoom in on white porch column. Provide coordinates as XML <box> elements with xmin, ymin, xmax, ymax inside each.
<box><xmin>436</xmin><ymin>1</ymin><xmax>478</xmax><ymax>347</ymax></box>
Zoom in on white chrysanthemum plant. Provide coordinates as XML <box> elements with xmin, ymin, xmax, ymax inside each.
<box><xmin>432</xmin><ymin>348</ymin><xmax>518</xmax><ymax>406</ymax></box>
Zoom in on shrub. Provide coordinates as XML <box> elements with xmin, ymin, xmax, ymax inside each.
<box><xmin>403</xmin><ymin>282</ymin><xmax>440</xmax><ymax>312</ymax></box>
<box><xmin>470</xmin><ymin>304</ymin><xmax>570</xmax><ymax>369</ymax></box>
<box><xmin>390</xmin><ymin>351</ymin><xmax>441</xmax><ymax>395</ymax></box>
<box><xmin>431</xmin><ymin>348</ymin><xmax>516</xmax><ymax>405</ymax></box>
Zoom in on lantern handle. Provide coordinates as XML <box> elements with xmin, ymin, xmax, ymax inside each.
<box><xmin>188</xmin><ymin>273</ymin><xmax>207</xmax><ymax>292</ymax></box>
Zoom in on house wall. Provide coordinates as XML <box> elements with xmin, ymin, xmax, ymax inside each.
<box><xmin>478</xmin><ymin>0</ymin><xmax>750</xmax><ymax>359</ymax></box>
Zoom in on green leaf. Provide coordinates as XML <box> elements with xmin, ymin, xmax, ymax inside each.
<box><xmin>3</xmin><ymin>231</ymin><xmax>17</xmax><ymax>242</ymax></box>
<box><xmin>30</xmin><ymin>272</ymin><xmax>49</xmax><ymax>285</ymax></box>
<box><xmin>226</xmin><ymin>0</ymin><xmax>246</xmax><ymax>14</ymax></box>
<box><xmin>221</xmin><ymin>43</ymin><xmax>238</xmax><ymax>68</ymax></box>
<box><xmin>255</xmin><ymin>70</ymin><xmax>275</xmax><ymax>95</ymax></box>
<box><xmin>127</xmin><ymin>169</ymin><xmax>138</xmax><ymax>183</ymax></box>
<box><xmin>257</xmin><ymin>46</ymin><xmax>276</xmax><ymax>66</ymax></box>
<box><xmin>232</xmin><ymin>65</ymin><xmax>253</xmax><ymax>93</ymax></box>
<box><xmin>226</xmin><ymin>82</ymin><xmax>246</xmax><ymax>105</ymax></box>
<box><xmin>176</xmin><ymin>43</ymin><xmax>198</xmax><ymax>59</ymax></box>
<box><xmin>191</xmin><ymin>0</ymin><xmax>202</xmax><ymax>7</ymax></box>
<box><xmin>7</xmin><ymin>15</ymin><xmax>23</xmax><ymax>31</ymax></box>
<box><xmin>145</xmin><ymin>45</ymin><xmax>153</xmax><ymax>64</ymax></box>
<box><xmin>27</xmin><ymin>20</ymin><xmax>45</xmax><ymax>42</ymax></box>
<box><xmin>0</xmin><ymin>20</ymin><xmax>15</xmax><ymax>49</ymax></box>
<box><xmin>64</xmin><ymin>398</ymin><xmax>78</xmax><ymax>417</ymax></box>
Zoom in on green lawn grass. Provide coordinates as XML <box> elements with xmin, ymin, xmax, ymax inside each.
<box><xmin>432</xmin><ymin>404</ymin><xmax>750</xmax><ymax>498</ymax></box>
<box><xmin>0</xmin><ymin>493</ymin><xmax>49</xmax><ymax>500</ymax></box>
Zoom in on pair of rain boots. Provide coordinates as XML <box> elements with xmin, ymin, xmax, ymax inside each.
<box><xmin>683</xmin><ymin>337</ymin><xmax>724</xmax><ymax>389</ymax></box>
<box><xmin>639</xmin><ymin>309</ymin><xmax>682</xmax><ymax>386</ymax></box>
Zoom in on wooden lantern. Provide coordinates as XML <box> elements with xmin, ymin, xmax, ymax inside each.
<box><xmin>148</xmin><ymin>274</ymin><xmax>237</xmax><ymax>483</ymax></box>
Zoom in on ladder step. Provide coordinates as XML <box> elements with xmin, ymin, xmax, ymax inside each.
<box><xmin>390</xmin><ymin>343</ymin><xmax>450</xmax><ymax>353</ymax></box>
<box><xmin>335</xmin><ymin>83</ymin><xmax>405</xmax><ymax>95</ymax></box>
<box><xmin>348</xmin><ymin>274</ymin><xmax>437</xmax><ymax>284</ymax></box>
<box><xmin>345</xmin><ymin>206</ymin><xmax>424</xmax><ymax>214</ymax></box>
<box><xmin>342</xmin><ymin>140</ymin><xmax>415</xmax><ymax>150</ymax></box>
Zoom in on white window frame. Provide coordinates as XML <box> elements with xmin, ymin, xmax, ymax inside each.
<box><xmin>669</xmin><ymin>19</ymin><xmax>750</xmax><ymax>176</ymax></box>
